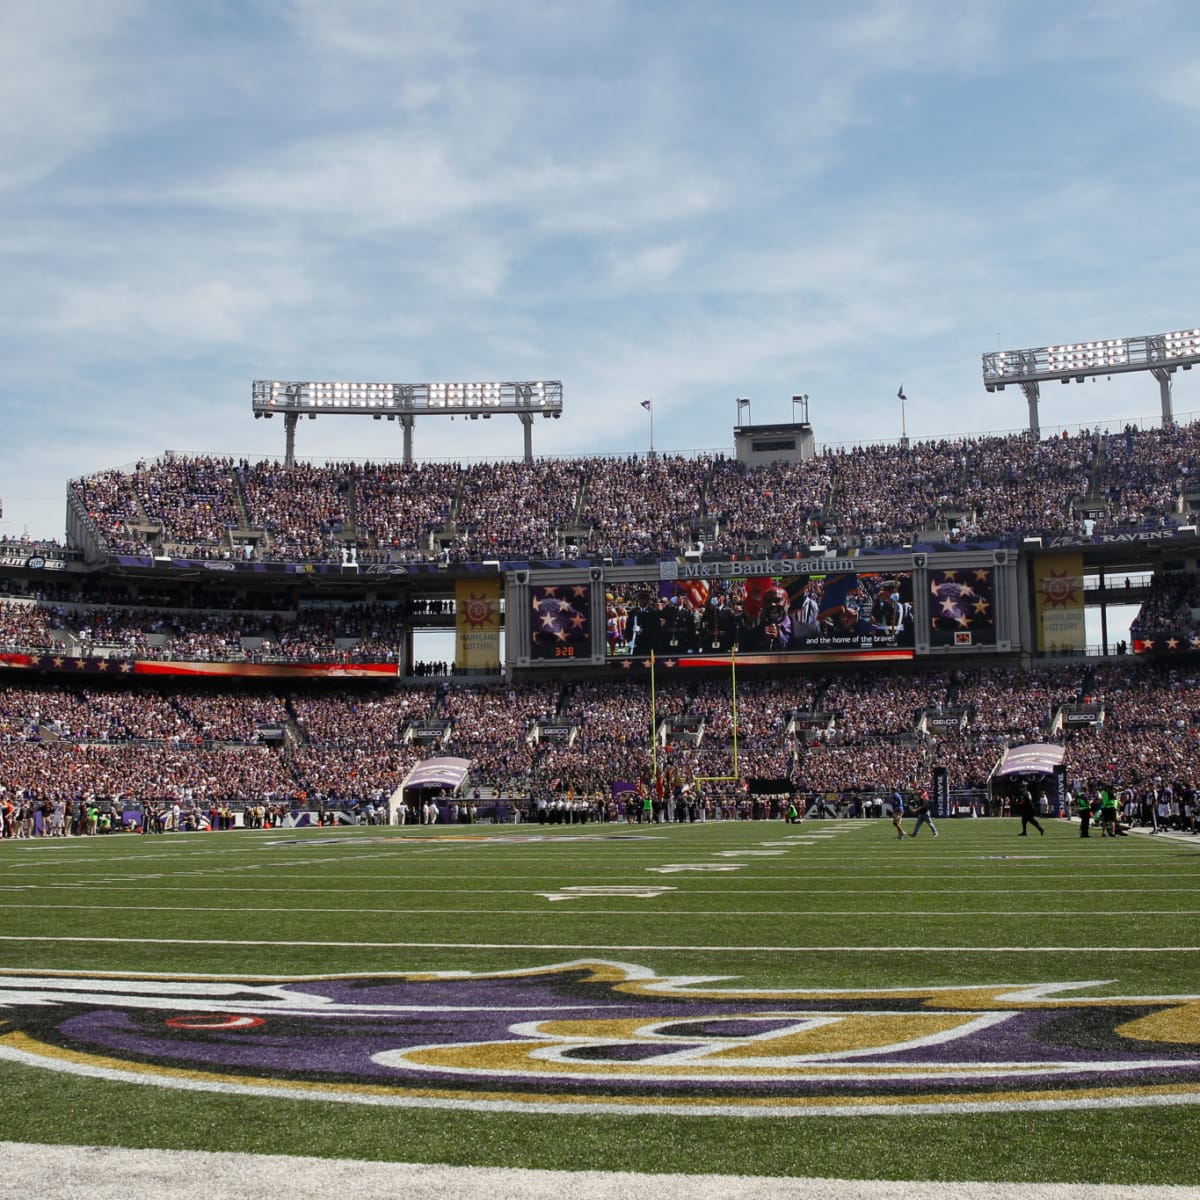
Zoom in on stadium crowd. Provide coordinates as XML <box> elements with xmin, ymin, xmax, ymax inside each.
<box><xmin>0</xmin><ymin>661</ymin><xmax>1197</xmax><ymax>833</ymax></box>
<box><xmin>0</xmin><ymin>597</ymin><xmax>407</xmax><ymax>663</ymax></box>
<box><xmin>4</xmin><ymin>417</ymin><xmax>1199</xmax><ymax>834</ymax></box>
<box><xmin>2</xmin><ymin>559</ymin><xmax>1190</xmax><ymax>667</ymax></box>
<box><xmin>67</xmin><ymin>420</ymin><xmax>1200</xmax><ymax>563</ymax></box>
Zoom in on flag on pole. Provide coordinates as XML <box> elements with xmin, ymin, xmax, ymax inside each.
<box><xmin>641</xmin><ymin>399</ymin><xmax>652</xmax><ymax>411</ymax></box>
<box><xmin>897</xmin><ymin>385</ymin><xmax>907</xmax><ymax>402</ymax></box>
<box><xmin>737</xmin><ymin>397</ymin><xmax>750</xmax><ymax>408</ymax></box>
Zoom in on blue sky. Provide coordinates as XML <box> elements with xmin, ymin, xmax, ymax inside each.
<box><xmin>3</xmin><ymin>0</ymin><xmax>1199</xmax><ymax>541</ymax></box>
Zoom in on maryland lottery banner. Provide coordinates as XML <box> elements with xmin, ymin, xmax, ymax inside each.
<box><xmin>455</xmin><ymin>577</ymin><xmax>502</xmax><ymax>670</ymax></box>
<box><xmin>1034</xmin><ymin>552</ymin><xmax>1086</xmax><ymax>654</ymax></box>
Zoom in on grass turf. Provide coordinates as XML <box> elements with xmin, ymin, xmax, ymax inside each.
<box><xmin>1</xmin><ymin>814</ymin><xmax>1198</xmax><ymax>1184</ymax></box>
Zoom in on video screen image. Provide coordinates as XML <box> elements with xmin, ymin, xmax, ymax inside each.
<box><xmin>605</xmin><ymin>572</ymin><xmax>914</xmax><ymax>658</ymax></box>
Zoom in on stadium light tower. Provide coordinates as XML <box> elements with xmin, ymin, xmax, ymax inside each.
<box><xmin>981</xmin><ymin>325</ymin><xmax>1200</xmax><ymax>437</ymax></box>
<box><xmin>252</xmin><ymin>379</ymin><xmax>564</xmax><ymax>466</ymax></box>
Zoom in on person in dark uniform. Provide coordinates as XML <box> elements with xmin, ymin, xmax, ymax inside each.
<box><xmin>1016</xmin><ymin>784</ymin><xmax>1044</xmax><ymax>836</ymax></box>
<box><xmin>660</xmin><ymin>595</ymin><xmax>698</xmax><ymax>654</ymax></box>
<box><xmin>700</xmin><ymin>596</ymin><xmax>738</xmax><ymax>651</ymax></box>
<box><xmin>624</xmin><ymin>590</ymin><xmax>662</xmax><ymax>657</ymax></box>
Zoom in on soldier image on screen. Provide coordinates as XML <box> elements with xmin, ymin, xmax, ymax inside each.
<box><xmin>624</xmin><ymin>590</ymin><xmax>662</xmax><ymax>657</ymax></box>
<box><xmin>609</xmin><ymin>571</ymin><xmax>913</xmax><ymax>657</ymax></box>
<box><xmin>872</xmin><ymin>585</ymin><xmax>899</xmax><ymax>632</ymax></box>
<box><xmin>701</xmin><ymin>595</ymin><xmax>739</xmax><ymax>651</ymax></box>
<box><xmin>660</xmin><ymin>593</ymin><xmax>699</xmax><ymax>654</ymax></box>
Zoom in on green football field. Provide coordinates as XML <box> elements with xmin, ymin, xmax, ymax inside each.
<box><xmin>1</xmin><ymin>814</ymin><xmax>1198</xmax><ymax>1186</ymax></box>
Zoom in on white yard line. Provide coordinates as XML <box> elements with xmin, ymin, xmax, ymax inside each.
<box><xmin>1</xmin><ymin>935</ymin><xmax>1198</xmax><ymax>952</ymax></box>
<box><xmin>4</xmin><ymin>903</ymin><xmax>1200</xmax><ymax>918</ymax></box>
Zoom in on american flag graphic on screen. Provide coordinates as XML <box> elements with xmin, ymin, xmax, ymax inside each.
<box><xmin>530</xmin><ymin>584</ymin><xmax>591</xmax><ymax>659</ymax></box>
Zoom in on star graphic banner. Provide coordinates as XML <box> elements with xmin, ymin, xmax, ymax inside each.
<box><xmin>529</xmin><ymin>584</ymin><xmax>591</xmax><ymax>660</ymax></box>
<box><xmin>928</xmin><ymin>567</ymin><xmax>996</xmax><ymax>647</ymax></box>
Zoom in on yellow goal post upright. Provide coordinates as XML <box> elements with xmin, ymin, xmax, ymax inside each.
<box><xmin>649</xmin><ymin>648</ymin><xmax>740</xmax><ymax>786</ymax></box>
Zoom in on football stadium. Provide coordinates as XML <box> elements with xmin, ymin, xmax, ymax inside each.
<box><xmin>3</xmin><ymin>361</ymin><xmax>1200</xmax><ymax>1197</ymax></box>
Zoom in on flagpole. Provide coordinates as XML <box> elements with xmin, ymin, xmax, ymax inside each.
<box><xmin>649</xmin><ymin>398</ymin><xmax>655</xmax><ymax>457</ymax></box>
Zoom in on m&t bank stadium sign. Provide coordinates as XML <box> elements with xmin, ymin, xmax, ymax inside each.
<box><xmin>663</xmin><ymin>559</ymin><xmax>856</xmax><ymax>580</ymax></box>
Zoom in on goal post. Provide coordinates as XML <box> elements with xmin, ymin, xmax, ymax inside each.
<box><xmin>649</xmin><ymin>650</ymin><xmax>740</xmax><ymax>784</ymax></box>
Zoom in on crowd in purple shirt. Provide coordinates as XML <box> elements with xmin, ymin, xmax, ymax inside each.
<box><xmin>1</xmin><ymin>662</ymin><xmax>1196</xmax><ymax>823</ymax></box>
<box><xmin>4</xmin><ymin>420</ymin><xmax>1199</xmax><ymax>821</ymax></box>
<box><xmin>68</xmin><ymin>421</ymin><xmax>1200</xmax><ymax>563</ymax></box>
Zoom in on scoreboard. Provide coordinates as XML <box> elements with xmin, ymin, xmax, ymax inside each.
<box><xmin>508</xmin><ymin>551</ymin><xmax>1017</xmax><ymax>670</ymax></box>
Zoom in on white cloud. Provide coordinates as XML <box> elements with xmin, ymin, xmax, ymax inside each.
<box><xmin>5</xmin><ymin>0</ymin><xmax>1200</xmax><ymax>545</ymax></box>
<box><xmin>1154</xmin><ymin>55</ymin><xmax>1200</xmax><ymax>112</ymax></box>
<box><xmin>49</xmin><ymin>276</ymin><xmax>281</xmax><ymax>346</ymax></box>
<box><xmin>194</xmin><ymin>130</ymin><xmax>483</xmax><ymax>230</ymax></box>
<box><xmin>602</xmin><ymin>240</ymin><xmax>691</xmax><ymax>289</ymax></box>
<box><xmin>279</xmin><ymin>0</ymin><xmax>478</xmax><ymax>65</ymax></box>
<box><xmin>0</xmin><ymin>0</ymin><xmax>146</xmax><ymax>193</ymax></box>
<box><xmin>825</xmin><ymin>0</ymin><xmax>999</xmax><ymax>72</ymax></box>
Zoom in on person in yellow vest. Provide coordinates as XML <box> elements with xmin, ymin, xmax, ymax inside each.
<box><xmin>1099</xmin><ymin>785</ymin><xmax>1125</xmax><ymax>836</ymax></box>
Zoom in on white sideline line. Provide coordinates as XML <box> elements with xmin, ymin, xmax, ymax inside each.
<box><xmin>9</xmin><ymin>1142</ymin><xmax>1200</xmax><ymax>1200</ymax></box>
<box><xmin>1</xmin><ymin>935</ymin><xmax>1197</xmax><ymax>952</ymax></box>
<box><xmin>2</xmin><ymin>1142</ymin><xmax>1199</xmax><ymax>1200</ymax></box>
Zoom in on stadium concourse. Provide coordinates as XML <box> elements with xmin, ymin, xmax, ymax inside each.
<box><xmin>2</xmin><ymin>421</ymin><xmax>1200</xmax><ymax>831</ymax></box>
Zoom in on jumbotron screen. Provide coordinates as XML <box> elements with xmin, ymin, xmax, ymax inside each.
<box><xmin>604</xmin><ymin>571</ymin><xmax>915</xmax><ymax>662</ymax></box>
<box><xmin>528</xmin><ymin>584</ymin><xmax>593</xmax><ymax>661</ymax></box>
<box><xmin>927</xmin><ymin>566</ymin><xmax>996</xmax><ymax>649</ymax></box>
